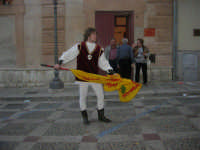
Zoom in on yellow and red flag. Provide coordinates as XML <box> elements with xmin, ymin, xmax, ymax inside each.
<box><xmin>72</xmin><ymin>69</ymin><xmax>142</xmax><ymax>102</ymax></box>
<box><xmin>41</xmin><ymin>64</ymin><xmax>142</xmax><ymax>102</ymax></box>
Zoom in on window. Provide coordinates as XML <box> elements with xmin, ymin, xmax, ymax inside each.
<box><xmin>0</xmin><ymin>0</ymin><xmax>13</xmax><ymax>5</ymax></box>
<box><xmin>114</xmin><ymin>16</ymin><xmax>129</xmax><ymax>44</ymax></box>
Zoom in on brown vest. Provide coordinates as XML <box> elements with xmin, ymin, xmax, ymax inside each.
<box><xmin>76</xmin><ymin>42</ymin><xmax>103</xmax><ymax>81</ymax></box>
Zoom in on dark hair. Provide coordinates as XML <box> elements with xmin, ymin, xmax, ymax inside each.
<box><xmin>84</xmin><ymin>27</ymin><xmax>96</xmax><ymax>42</ymax></box>
<box><xmin>137</xmin><ymin>38</ymin><xmax>144</xmax><ymax>46</ymax></box>
<box><xmin>111</xmin><ymin>38</ymin><xmax>116</xmax><ymax>41</ymax></box>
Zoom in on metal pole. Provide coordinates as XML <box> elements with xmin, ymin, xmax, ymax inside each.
<box><xmin>49</xmin><ymin>0</ymin><xmax>64</xmax><ymax>89</ymax></box>
<box><xmin>54</xmin><ymin>0</ymin><xmax>58</xmax><ymax>64</ymax></box>
<box><xmin>172</xmin><ymin>0</ymin><xmax>178</xmax><ymax>80</ymax></box>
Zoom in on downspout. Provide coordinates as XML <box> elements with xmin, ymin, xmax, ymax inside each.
<box><xmin>172</xmin><ymin>0</ymin><xmax>178</xmax><ymax>80</ymax></box>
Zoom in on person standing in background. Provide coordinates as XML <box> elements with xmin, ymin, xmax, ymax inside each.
<box><xmin>117</xmin><ymin>38</ymin><xmax>135</xmax><ymax>79</ymax></box>
<box><xmin>132</xmin><ymin>38</ymin><xmax>150</xmax><ymax>85</ymax></box>
<box><xmin>105</xmin><ymin>38</ymin><xmax>119</xmax><ymax>73</ymax></box>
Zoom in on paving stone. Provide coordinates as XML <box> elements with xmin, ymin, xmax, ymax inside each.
<box><xmin>33</xmin><ymin>103</ymin><xmax>63</xmax><ymax>109</ymax></box>
<box><xmin>60</xmin><ymin>111</ymin><xmax>82</xmax><ymax>119</ymax></box>
<box><xmin>143</xmin><ymin>133</ymin><xmax>161</xmax><ymax>141</ymax></box>
<box><xmin>177</xmin><ymin>98</ymin><xmax>200</xmax><ymax>104</ymax></box>
<box><xmin>149</xmin><ymin>107</ymin><xmax>182</xmax><ymax>117</ymax></box>
<box><xmin>0</xmin><ymin>141</ymin><xmax>19</xmax><ymax>150</ymax></box>
<box><xmin>29</xmin><ymin>123</ymin><xmax>51</xmax><ymax>136</ymax></box>
<box><xmin>31</xmin><ymin>142</ymin><xmax>79</xmax><ymax>150</ymax></box>
<box><xmin>163</xmin><ymin>137</ymin><xmax>200</xmax><ymax>150</ymax></box>
<box><xmin>0</xmin><ymin>111</ymin><xmax>17</xmax><ymax>119</ymax></box>
<box><xmin>105</xmin><ymin>101</ymin><xmax>133</xmax><ymax>107</ymax></box>
<box><xmin>141</xmin><ymin>99</ymin><xmax>166</xmax><ymax>105</ymax></box>
<box><xmin>0</xmin><ymin>123</ymin><xmax>39</xmax><ymax>135</ymax></box>
<box><xmin>44</xmin><ymin>123</ymin><xmax>86</xmax><ymax>136</ymax></box>
<box><xmin>177</xmin><ymin>106</ymin><xmax>194</xmax><ymax>115</ymax></box>
<box><xmin>97</xmin><ymin>135</ymin><xmax>142</xmax><ymax>142</ymax></box>
<box><xmin>186</xmin><ymin>114</ymin><xmax>199</xmax><ymax>118</ymax></box>
<box><xmin>82</xmin><ymin>135</ymin><xmax>98</xmax><ymax>142</ymax></box>
<box><xmin>105</xmin><ymin>109</ymin><xmax>136</xmax><ymax>116</ymax></box>
<box><xmin>39</xmin><ymin>136</ymin><xmax>82</xmax><ymax>143</ymax></box>
<box><xmin>79</xmin><ymin>143</ymin><xmax>97</xmax><ymax>150</ymax></box>
<box><xmin>97</xmin><ymin>142</ymin><xmax>145</xmax><ymax>150</ymax></box>
<box><xmin>15</xmin><ymin>143</ymin><xmax>35</xmax><ymax>150</ymax></box>
<box><xmin>152</xmin><ymin>117</ymin><xmax>199</xmax><ymax>133</ymax></box>
<box><xmin>69</xmin><ymin>101</ymin><xmax>96</xmax><ymax>108</ymax></box>
<box><xmin>190</xmin><ymin>118</ymin><xmax>200</xmax><ymax>130</ymax></box>
<box><xmin>18</xmin><ymin>111</ymin><xmax>53</xmax><ymax>119</ymax></box>
<box><xmin>24</xmin><ymin>136</ymin><xmax>41</xmax><ymax>142</ymax></box>
<box><xmin>144</xmin><ymin>141</ymin><xmax>166</xmax><ymax>150</ymax></box>
<box><xmin>188</xmin><ymin>105</ymin><xmax>200</xmax><ymax>114</ymax></box>
<box><xmin>98</xmin><ymin>122</ymin><xmax>142</xmax><ymax>136</ymax></box>
<box><xmin>2</xmin><ymin>104</ymin><xmax>28</xmax><ymax>109</ymax></box>
<box><xmin>104</xmin><ymin>109</ymin><xmax>136</xmax><ymax>121</ymax></box>
<box><xmin>0</xmin><ymin>136</ymin><xmax>24</xmax><ymax>142</ymax></box>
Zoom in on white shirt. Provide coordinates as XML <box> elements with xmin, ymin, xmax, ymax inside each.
<box><xmin>59</xmin><ymin>42</ymin><xmax>112</xmax><ymax>71</ymax></box>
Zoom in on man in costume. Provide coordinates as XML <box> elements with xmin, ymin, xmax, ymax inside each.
<box><xmin>54</xmin><ymin>28</ymin><xmax>114</xmax><ymax>125</ymax></box>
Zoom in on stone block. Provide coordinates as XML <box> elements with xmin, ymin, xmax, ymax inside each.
<box><xmin>147</xmin><ymin>16</ymin><xmax>173</xmax><ymax>29</ymax></box>
<box><xmin>42</xmin><ymin>17</ymin><xmax>65</xmax><ymax>30</ymax></box>
<box><xmin>156</xmin><ymin>55</ymin><xmax>172</xmax><ymax>66</ymax></box>
<box><xmin>154</xmin><ymin>3</ymin><xmax>173</xmax><ymax>16</ymax></box>
<box><xmin>42</xmin><ymin>30</ymin><xmax>65</xmax><ymax>43</ymax></box>
<box><xmin>156</xmin><ymin>29</ymin><xmax>172</xmax><ymax>42</ymax></box>
<box><xmin>147</xmin><ymin>0</ymin><xmax>171</xmax><ymax>3</ymax></box>
<box><xmin>41</xmin><ymin>0</ymin><xmax>65</xmax><ymax>5</ymax></box>
<box><xmin>42</xmin><ymin>5</ymin><xmax>65</xmax><ymax>17</ymax></box>
<box><xmin>151</xmin><ymin>68</ymin><xmax>161</xmax><ymax>81</ymax></box>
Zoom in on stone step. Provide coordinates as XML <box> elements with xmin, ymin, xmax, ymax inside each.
<box><xmin>0</xmin><ymin>90</ymin><xmax>199</xmax><ymax>102</ymax></box>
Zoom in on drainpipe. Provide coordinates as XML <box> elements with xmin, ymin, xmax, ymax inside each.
<box><xmin>172</xmin><ymin>0</ymin><xmax>178</xmax><ymax>80</ymax></box>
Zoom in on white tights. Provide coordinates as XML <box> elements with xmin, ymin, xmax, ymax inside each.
<box><xmin>78</xmin><ymin>82</ymin><xmax>104</xmax><ymax>111</ymax></box>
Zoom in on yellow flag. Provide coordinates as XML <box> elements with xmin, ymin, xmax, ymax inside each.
<box><xmin>71</xmin><ymin>69</ymin><xmax>142</xmax><ymax>102</ymax></box>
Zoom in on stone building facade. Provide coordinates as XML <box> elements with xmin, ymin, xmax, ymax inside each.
<box><xmin>0</xmin><ymin>0</ymin><xmax>176</xmax><ymax>87</ymax></box>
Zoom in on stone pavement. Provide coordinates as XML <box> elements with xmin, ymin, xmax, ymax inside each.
<box><xmin>0</xmin><ymin>81</ymin><xmax>200</xmax><ymax>150</ymax></box>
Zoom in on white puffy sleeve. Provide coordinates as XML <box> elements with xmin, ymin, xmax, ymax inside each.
<box><xmin>98</xmin><ymin>49</ymin><xmax>113</xmax><ymax>71</ymax></box>
<box><xmin>59</xmin><ymin>43</ymin><xmax>80</xmax><ymax>64</ymax></box>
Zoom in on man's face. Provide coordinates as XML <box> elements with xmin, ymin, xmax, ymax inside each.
<box><xmin>137</xmin><ymin>40</ymin><xmax>142</xmax><ymax>47</ymax></box>
<box><xmin>110</xmin><ymin>39</ymin><xmax>116</xmax><ymax>46</ymax></box>
<box><xmin>88</xmin><ymin>32</ymin><xmax>97</xmax><ymax>42</ymax></box>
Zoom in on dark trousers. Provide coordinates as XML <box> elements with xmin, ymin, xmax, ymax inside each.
<box><xmin>135</xmin><ymin>63</ymin><xmax>147</xmax><ymax>84</ymax></box>
<box><xmin>109</xmin><ymin>59</ymin><xmax>118</xmax><ymax>73</ymax></box>
<box><xmin>119</xmin><ymin>59</ymin><xmax>132</xmax><ymax>79</ymax></box>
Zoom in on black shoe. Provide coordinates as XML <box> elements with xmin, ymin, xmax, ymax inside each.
<box><xmin>81</xmin><ymin>110</ymin><xmax>90</xmax><ymax>125</ymax></box>
<box><xmin>97</xmin><ymin>109</ymin><xmax>111</xmax><ymax>123</ymax></box>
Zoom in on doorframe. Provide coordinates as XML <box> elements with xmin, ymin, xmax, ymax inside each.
<box><xmin>95</xmin><ymin>11</ymin><xmax>134</xmax><ymax>44</ymax></box>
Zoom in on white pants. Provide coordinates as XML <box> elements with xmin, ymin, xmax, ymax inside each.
<box><xmin>77</xmin><ymin>82</ymin><xmax>104</xmax><ymax>111</ymax></box>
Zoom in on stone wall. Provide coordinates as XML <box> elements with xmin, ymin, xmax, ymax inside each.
<box><xmin>0</xmin><ymin>68</ymin><xmax>74</xmax><ymax>88</ymax></box>
<box><xmin>0</xmin><ymin>0</ymin><xmax>173</xmax><ymax>87</ymax></box>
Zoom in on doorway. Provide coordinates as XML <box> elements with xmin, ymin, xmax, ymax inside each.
<box><xmin>95</xmin><ymin>11</ymin><xmax>134</xmax><ymax>48</ymax></box>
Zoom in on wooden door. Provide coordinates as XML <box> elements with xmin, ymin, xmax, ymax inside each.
<box><xmin>95</xmin><ymin>12</ymin><xmax>115</xmax><ymax>48</ymax></box>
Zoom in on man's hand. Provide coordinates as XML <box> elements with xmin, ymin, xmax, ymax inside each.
<box><xmin>131</xmin><ymin>63</ymin><xmax>135</xmax><ymax>68</ymax></box>
<box><xmin>132</xmin><ymin>43</ymin><xmax>137</xmax><ymax>48</ymax></box>
<box><xmin>107</xmin><ymin>69</ymin><xmax>115</xmax><ymax>75</ymax></box>
<box><xmin>54</xmin><ymin>64</ymin><xmax>61</xmax><ymax>70</ymax></box>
